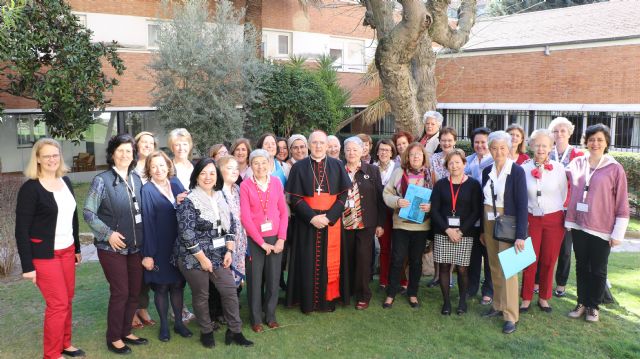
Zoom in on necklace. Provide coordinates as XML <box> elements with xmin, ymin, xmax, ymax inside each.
<box><xmin>310</xmin><ymin>159</ymin><xmax>327</xmax><ymax>195</ymax></box>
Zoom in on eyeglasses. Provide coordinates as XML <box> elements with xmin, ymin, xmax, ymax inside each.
<box><xmin>378</xmin><ymin>149</ymin><xmax>392</xmax><ymax>153</ymax></box>
<box><xmin>291</xmin><ymin>145</ymin><xmax>307</xmax><ymax>151</ymax></box>
<box><xmin>409</xmin><ymin>153</ymin><xmax>423</xmax><ymax>158</ymax></box>
<box><xmin>40</xmin><ymin>154</ymin><xmax>60</xmax><ymax>160</ymax></box>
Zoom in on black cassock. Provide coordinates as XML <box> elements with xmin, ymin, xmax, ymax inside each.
<box><xmin>285</xmin><ymin>156</ymin><xmax>351</xmax><ymax>313</ymax></box>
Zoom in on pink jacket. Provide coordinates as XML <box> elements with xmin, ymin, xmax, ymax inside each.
<box><xmin>240</xmin><ymin>176</ymin><xmax>288</xmax><ymax>246</ymax></box>
<box><xmin>565</xmin><ymin>154</ymin><xmax>629</xmax><ymax>241</ymax></box>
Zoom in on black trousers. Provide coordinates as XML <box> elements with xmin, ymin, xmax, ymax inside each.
<box><xmin>468</xmin><ymin>233</ymin><xmax>493</xmax><ymax>298</ymax></box>
<box><xmin>344</xmin><ymin>227</ymin><xmax>375</xmax><ymax>303</ymax></box>
<box><xmin>555</xmin><ymin>230</ymin><xmax>573</xmax><ymax>286</ymax></box>
<box><xmin>572</xmin><ymin>230</ymin><xmax>611</xmax><ymax>308</ymax></box>
<box><xmin>386</xmin><ymin>229</ymin><xmax>428</xmax><ymax>298</ymax></box>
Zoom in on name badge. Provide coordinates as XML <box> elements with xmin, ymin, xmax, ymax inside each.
<box><xmin>261</xmin><ymin>220</ymin><xmax>273</xmax><ymax>233</ymax></box>
<box><xmin>486</xmin><ymin>212</ymin><xmax>496</xmax><ymax>221</ymax></box>
<box><xmin>576</xmin><ymin>202</ymin><xmax>589</xmax><ymax>212</ymax></box>
<box><xmin>447</xmin><ymin>216</ymin><xmax>461</xmax><ymax>227</ymax></box>
<box><xmin>212</xmin><ymin>237</ymin><xmax>225</xmax><ymax>249</ymax></box>
<box><xmin>532</xmin><ymin>207</ymin><xmax>544</xmax><ymax>217</ymax></box>
<box><xmin>135</xmin><ymin>214</ymin><xmax>142</xmax><ymax>224</ymax></box>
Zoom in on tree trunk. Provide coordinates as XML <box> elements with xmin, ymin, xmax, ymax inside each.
<box><xmin>365</xmin><ymin>0</ymin><xmax>477</xmax><ymax>138</ymax></box>
<box><xmin>244</xmin><ymin>0</ymin><xmax>263</xmax><ymax>58</ymax></box>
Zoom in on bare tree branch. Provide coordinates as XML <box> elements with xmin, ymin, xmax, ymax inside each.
<box><xmin>428</xmin><ymin>0</ymin><xmax>476</xmax><ymax>50</ymax></box>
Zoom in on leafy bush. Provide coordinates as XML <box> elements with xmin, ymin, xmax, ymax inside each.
<box><xmin>246</xmin><ymin>58</ymin><xmax>351</xmax><ymax>139</ymax></box>
<box><xmin>611</xmin><ymin>151</ymin><xmax>640</xmax><ymax>218</ymax></box>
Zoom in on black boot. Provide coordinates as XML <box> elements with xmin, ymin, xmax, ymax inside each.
<box><xmin>224</xmin><ymin>329</ymin><xmax>254</xmax><ymax>347</ymax></box>
<box><xmin>200</xmin><ymin>332</ymin><xmax>215</xmax><ymax>348</ymax></box>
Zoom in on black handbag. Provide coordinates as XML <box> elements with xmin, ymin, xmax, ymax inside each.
<box><xmin>490</xmin><ymin>180</ymin><xmax>517</xmax><ymax>243</ymax></box>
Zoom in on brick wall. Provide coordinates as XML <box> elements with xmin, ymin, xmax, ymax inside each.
<box><xmin>69</xmin><ymin>0</ymin><xmax>374</xmax><ymax>40</ymax></box>
<box><xmin>435</xmin><ymin>44</ymin><xmax>640</xmax><ymax>104</ymax></box>
<box><xmin>262</xmin><ymin>1</ymin><xmax>374</xmax><ymax>39</ymax></box>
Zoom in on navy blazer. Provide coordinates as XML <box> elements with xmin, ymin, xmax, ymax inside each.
<box><xmin>481</xmin><ymin>162</ymin><xmax>529</xmax><ymax>239</ymax></box>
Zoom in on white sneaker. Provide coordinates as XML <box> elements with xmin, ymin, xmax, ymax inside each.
<box><xmin>585</xmin><ymin>307</ymin><xmax>599</xmax><ymax>322</ymax></box>
<box><xmin>568</xmin><ymin>303</ymin><xmax>586</xmax><ymax>319</ymax></box>
<box><xmin>182</xmin><ymin>307</ymin><xmax>195</xmax><ymax>322</ymax></box>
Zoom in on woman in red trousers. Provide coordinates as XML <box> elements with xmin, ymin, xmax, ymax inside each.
<box><xmin>15</xmin><ymin>138</ymin><xmax>85</xmax><ymax>359</ymax></box>
<box><xmin>519</xmin><ymin>129</ymin><xmax>568</xmax><ymax>312</ymax></box>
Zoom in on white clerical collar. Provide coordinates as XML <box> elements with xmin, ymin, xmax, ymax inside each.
<box><xmin>310</xmin><ymin>154</ymin><xmax>326</xmax><ymax>163</ymax></box>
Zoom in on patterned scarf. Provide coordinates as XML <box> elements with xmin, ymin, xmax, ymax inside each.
<box><xmin>343</xmin><ymin>167</ymin><xmax>364</xmax><ymax>230</ymax></box>
<box><xmin>189</xmin><ymin>186</ymin><xmax>231</xmax><ymax>232</ymax></box>
<box><xmin>400</xmin><ymin>167</ymin><xmax>431</xmax><ymax>197</ymax></box>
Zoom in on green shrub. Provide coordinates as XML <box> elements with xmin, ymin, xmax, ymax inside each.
<box><xmin>611</xmin><ymin>151</ymin><xmax>640</xmax><ymax>218</ymax></box>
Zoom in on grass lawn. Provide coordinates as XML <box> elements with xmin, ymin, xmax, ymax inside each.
<box><xmin>1</xmin><ymin>253</ymin><xmax>638</xmax><ymax>359</ymax></box>
<box><xmin>73</xmin><ymin>182</ymin><xmax>91</xmax><ymax>234</ymax></box>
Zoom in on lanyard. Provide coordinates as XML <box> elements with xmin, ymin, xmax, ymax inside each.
<box><xmin>253</xmin><ymin>176</ymin><xmax>271</xmax><ymax>218</ymax></box>
<box><xmin>449</xmin><ymin>176</ymin><xmax>464</xmax><ymax>215</ymax></box>
<box><xmin>553</xmin><ymin>146</ymin><xmax>570</xmax><ymax>164</ymax></box>
<box><xmin>114</xmin><ymin>167</ymin><xmax>139</xmax><ymax>213</ymax></box>
<box><xmin>582</xmin><ymin>155</ymin><xmax>605</xmax><ymax>201</ymax></box>
<box><xmin>346</xmin><ymin>165</ymin><xmax>359</xmax><ymax>182</ymax></box>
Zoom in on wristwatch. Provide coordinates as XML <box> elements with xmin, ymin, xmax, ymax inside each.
<box><xmin>226</xmin><ymin>249</ymin><xmax>234</xmax><ymax>254</ymax></box>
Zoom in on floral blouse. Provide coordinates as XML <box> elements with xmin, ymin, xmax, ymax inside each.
<box><xmin>172</xmin><ymin>193</ymin><xmax>236</xmax><ymax>271</ymax></box>
<box><xmin>431</xmin><ymin>151</ymin><xmax>449</xmax><ymax>181</ymax></box>
<box><xmin>222</xmin><ymin>184</ymin><xmax>247</xmax><ymax>286</ymax></box>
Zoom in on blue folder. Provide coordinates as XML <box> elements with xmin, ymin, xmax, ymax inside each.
<box><xmin>498</xmin><ymin>237</ymin><xmax>536</xmax><ymax>279</ymax></box>
<box><xmin>398</xmin><ymin>184</ymin><xmax>432</xmax><ymax>224</ymax></box>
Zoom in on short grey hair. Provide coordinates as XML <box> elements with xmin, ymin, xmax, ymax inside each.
<box><xmin>327</xmin><ymin>135</ymin><xmax>340</xmax><ymax>146</ymax></box>
<box><xmin>423</xmin><ymin>111</ymin><xmax>444</xmax><ymax>126</ymax></box>
<box><xmin>487</xmin><ymin>130</ymin><xmax>513</xmax><ymax>150</ymax></box>
<box><xmin>249</xmin><ymin>149</ymin><xmax>270</xmax><ymax>163</ymax></box>
<box><xmin>529</xmin><ymin>129</ymin><xmax>554</xmax><ymax>147</ymax></box>
<box><xmin>343</xmin><ymin>136</ymin><xmax>363</xmax><ymax>149</ymax></box>
<box><xmin>548</xmin><ymin>117</ymin><xmax>575</xmax><ymax>135</ymax></box>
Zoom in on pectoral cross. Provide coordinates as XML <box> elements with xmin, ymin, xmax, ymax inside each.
<box><xmin>317</xmin><ymin>186</ymin><xmax>322</xmax><ymax>195</ymax></box>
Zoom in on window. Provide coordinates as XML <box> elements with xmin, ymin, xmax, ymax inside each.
<box><xmin>374</xmin><ymin>112</ymin><xmax>395</xmax><ymax>136</ymax></box>
<box><xmin>262</xmin><ymin>31</ymin><xmax>292</xmax><ymax>58</ymax></box>
<box><xmin>329</xmin><ymin>37</ymin><xmax>365</xmax><ymax>72</ymax></box>
<box><xmin>148</xmin><ymin>23</ymin><xmax>160</xmax><ymax>49</ymax></box>
<box><xmin>75</xmin><ymin>13</ymin><xmax>87</xmax><ymax>27</ymax></box>
<box><xmin>562</xmin><ymin>113</ymin><xmax>584</xmax><ymax>145</ymax></box>
<box><xmin>587</xmin><ymin>112</ymin><xmax>611</xmax><ymax>128</ymax></box>
<box><xmin>278</xmin><ymin>35</ymin><xmax>289</xmax><ymax>55</ymax></box>
<box><xmin>15</xmin><ymin>114</ymin><xmax>47</xmax><ymax>147</ymax></box>
<box><xmin>486</xmin><ymin>113</ymin><xmax>504</xmax><ymax>131</ymax></box>
<box><xmin>468</xmin><ymin>113</ymin><xmax>484</xmax><ymax>134</ymax></box>
<box><xmin>615</xmin><ymin>114</ymin><xmax>634</xmax><ymax>148</ymax></box>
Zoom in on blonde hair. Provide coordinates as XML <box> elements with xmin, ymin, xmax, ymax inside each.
<box><xmin>548</xmin><ymin>117</ymin><xmax>575</xmax><ymax>135</ymax></box>
<box><xmin>167</xmin><ymin>128</ymin><xmax>193</xmax><ymax>159</ymax></box>
<box><xmin>24</xmin><ymin>138</ymin><xmax>69</xmax><ymax>179</ymax></box>
<box><xmin>144</xmin><ymin>150</ymin><xmax>174</xmax><ymax>180</ymax></box>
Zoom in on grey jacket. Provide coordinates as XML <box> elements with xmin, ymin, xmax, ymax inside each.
<box><xmin>84</xmin><ymin>168</ymin><xmax>144</xmax><ymax>254</ymax></box>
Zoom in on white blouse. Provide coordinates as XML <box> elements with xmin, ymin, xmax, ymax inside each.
<box><xmin>53</xmin><ymin>180</ymin><xmax>76</xmax><ymax>250</ymax></box>
<box><xmin>521</xmin><ymin>159</ymin><xmax>568</xmax><ymax>215</ymax></box>
<box><xmin>483</xmin><ymin>159</ymin><xmax>514</xmax><ymax>208</ymax></box>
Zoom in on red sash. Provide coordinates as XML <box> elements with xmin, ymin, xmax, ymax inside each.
<box><xmin>304</xmin><ymin>193</ymin><xmax>341</xmax><ymax>301</ymax></box>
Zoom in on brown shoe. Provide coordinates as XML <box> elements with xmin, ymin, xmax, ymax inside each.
<box><xmin>251</xmin><ymin>324</ymin><xmax>264</xmax><ymax>333</ymax></box>
<box><xmin>355</xmin><ymin>301</ymin><xmax>369</xmax><ymax>310</ymax></box>
<box><xmin>585</xmin><ymin>307</ymin><xmax>599</xmax><ymax>322</ymax></box>
<box><xmin>267</xmin><ymin>321</ymin><xmax>280</xmax><ymax>329</ymax></box>
<box><xmin>568</xmin><ymin>303</ymin><xmax>586</xmax><ymax>319</ymax></box>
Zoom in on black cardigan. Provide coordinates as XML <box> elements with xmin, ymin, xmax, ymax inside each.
<box><xmin>430</xmin><ymin>176</ymin><xmax>482</xmax><ymax>237</ymax></box>
<box><xmin>15</xmin><ymin>177</ymin><xmax>80</xmax><ymax>273</ymax></box>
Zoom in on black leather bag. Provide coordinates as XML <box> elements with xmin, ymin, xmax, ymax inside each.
<box><xmin>490</xmin><ymin>180</ymin><xmax>517</xmax><ymax>243</ymax></box>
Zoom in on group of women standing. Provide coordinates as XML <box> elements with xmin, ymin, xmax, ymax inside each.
<box><xmin>15</xmin><ymin>114</ymin><xmax>630</xmax><ymax>358</ymax></box>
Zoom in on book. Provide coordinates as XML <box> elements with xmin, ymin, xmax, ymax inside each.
<box><xmin>398</xmin><ymin>184</ymin><xmax>432</xmax><ymax>224</ymax></box>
